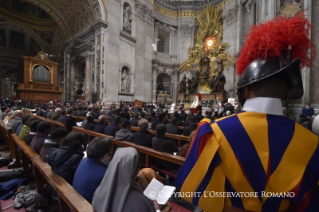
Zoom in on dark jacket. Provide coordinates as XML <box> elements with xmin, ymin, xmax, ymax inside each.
<box><xmin>195</xmin><ymin>114</ymin><xmax>204</xmax><ymax>123</ymax></box>
<box><xmin>57</xmin><ymin>115</ymin><xmax>65</xmax><ymax>123</ymax></box>
<box><xmin>132</xmin><ymin>131</ymin><xmax>153</xmax><ymax>148</ymax></box>
<box><xmin>104</xmin><ymin>123</ymin><xmax>121</xmax><ymax>137</ymax></box>
<box><xmin>152</xmin><ymin>137</ymin><xmax>179</xmax><ymax>171</ymax></box>
<box><xmin>151</xmin><ymin>120</ymin><xmax>164</xmax><ymax>130</ymax></box>
<box><xmin>30</xmin><ymin>132</ymin><xmax>48</xmax><ymax>154</ymax></box>
<box><xmin>60</xmin><ymin>115</ymin><xmax>77</xmax><ymax>132</ymax></box>
<box><xmin>47</xmin><ymin>146</ymin><xmax>84</xmax><ymax>184</ymax></box>
<box><xmin>25</xmin><ymin>133</ymin><xmax>36</xmax><ymax>146</ymax></box>
<box><xmin>302</xmin><ymin>107</ymin><xmax>314</xmax><ymax>117</ymax></box>
<box><xmin>133</xmin><ymin>131</ymin><xmax>153</xmax><ymax>164</ymax></box>
<box><xmin>47</xmin><ymin>111</ymin><xmax>54</xmax><ymax>119</ymax></box>
<box><xmin>39</xmin><ymin>140</ymin><xmax>59</xmax><ymax>162</ymax></box>
<box><xmin>73</xmin><ymin>157</ymin><xmax>107</xmax><ymax>203</ymax></box>
<box><xmin>94</xmin><ymin>123</ymin><xmax>108</xmax><ymax>134</ymax></box>
<box><xmin>166</xmin><ymin>124</ymin><xmax>182</xmax><ymax>135</ymax></box>
<box><xmin>115</xmin><ymin>128</ymin><xmax>133</xmax><ymax>142</ymax></box>
<box><xmin>108</xmin><ymin>115</ymin><xmax>115</xmax><ymax>123</ymax></box>
<box><xmin>129</xmin><ymin>118</ymin><xmax>139</xmax><ymax>127</ymax></box>
<box><xmin>84</xmin><ymin>121</ymin><xmax>96</xmax><ymax>131</ymax></box>
<box><xmin>43</xmin><ymin>110</ymin><xmax>49</xmax><ymax>118</ymax></box>
<box><xmin>179</xmin><ymin>113</ymin><xmax>187</xmax><ymax>121</ymax></box>
<box><xmin>10</xmin><ymin>117</ymin><xmax>22</xmax><ymax>134</ymax></box>
<box><xmin>36</xmin><ymin>109</ymin><xmax>44</xmax><ymax>116</ymax></box>
<box><xmin>183</xmin><ymin>123</ymin><xmax>198</xmax><ymax>136</ymax></box>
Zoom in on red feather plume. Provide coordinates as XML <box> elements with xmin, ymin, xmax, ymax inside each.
<box><xmin>236</xmin><ymin>14</ymin><xmax>315</xmax><ymax>76</ymax></box>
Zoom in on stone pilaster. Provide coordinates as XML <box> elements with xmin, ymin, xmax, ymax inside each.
<box><xmin>84</xmin><ymin>53</ymin><xmax>91</xmax><ymax>101</ymax></box>
<box><xmin>70</xmin><ymin>61</ymin><xmax>75</xmax><ymax>99</ymax></box>
<box><xmin>152</xmin><ymin>67</ymin><xmax>157</xmax><ymax>102</ymax></box>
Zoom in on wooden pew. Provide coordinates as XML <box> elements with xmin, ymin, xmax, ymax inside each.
<box><xmin>72</xmin><ymin>127</ymin><xmax>185</xmax><ymax>178</ymax></box>
<box><xmin>10</xmin><ymin>134</ymin><xmax>37</xmax><ymax>171</ymax></box>
<box><xmin>10</xmin><ymin>133</ymin><xmax>93</xmax><ymax>212</ymax></box>
<box><xmin>72</xmin><ymin>126</ymin><xmax>113</xmax><ymax>143</ymax></box>
<box><xmin>33</xmin><ymin>115</ymin><xmax>67</xmax><ymax>129</ymax></box>
<box><xmin>32</xmin><ymin>156</ymin><xmax>93</xmax><ymax>212</ymax></box>
<box><xmin>130</xmin><ymin>126</ymin><xmax>189</xmax><ymax>147</ymax></box>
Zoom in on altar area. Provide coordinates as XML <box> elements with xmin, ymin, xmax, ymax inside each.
<box><xmin>176</xmin><ymin>5</ymin><xmax>235</xmax><ymax>108</ymax></box>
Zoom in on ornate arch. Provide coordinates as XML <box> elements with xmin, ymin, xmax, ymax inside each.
<box><xmin>24</xmin><ymin>0</ymin><xmax>106</xmax><ymax>41</ymax></box>
<box><xmin>0</xmin><ymin>22</ymin><xmax>48</xmax><ymax>53</ymax></box>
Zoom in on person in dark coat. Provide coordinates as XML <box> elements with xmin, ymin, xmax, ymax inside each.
<box><xmin>108</xmin><ymin>110</ymin><xmax>117</xmax><ymax>123</ymax></box>
<box><xmin>73</xmin><ymin>137</ymin><xmax>112</xmax><ymax>203</ymax></box>
<box><xmin>132</xmin><ymin>119</ymin><xmax>153</xmax><ymax>164</ymax></box>
<box><xmin>104</xmin><ymin>116</ymin><xmax>121</xmax><ymax>137</ymax></box>
<box><xmin>183</xmin><ymin>116</ymin><xmax>198</xmax><ymax>136</ymax></box>
<box><xmin>47</xmin><ymin>131</ymin><xmax>86</xmax><ymax>184</ymax></box>
<box><xmin>10</xmin><ymin>110</ymin><xmax>24</xmax><ymax>133</ymax></box>
<box><xmin>94</xmin><ymin>115</ymin><xmax>108</xmax><ymax>134</ymax></box>
<box><xmin>151</xmin><ymin>112</ymin><xmax>165</xmax><ymax>130</ymax></box>
<box><xmin>152</xmin><ymin>124</ymin><xmax>179</xmax><ymax>172</ymax></box>
<box><xmin>195</xmin><ymin>110</ymin><xmax>204</xmax><ymax>123</ymax></box>
<box><xmin>129</xmin><ymin>114</ymin><xmax>139</xmax><ymax>127</ymax></box>
<box><xmin>60</xmin><ymin>109</ymin><xmax>77</xmax><ymax>132</ymax></box>
<box><xmin>179</xmin><ymin>110</ymin><xmax>187</xmax><ymax>122</ymax></box>
<box><xmin>57</xmin><ymin>110</ymin><xmax>66</xmax><ymax>122</ymax></box>
<box><xmin>119</xmin><ymin>112</ymin><xmax>128</xmax><ymax>124</ymax></box>
<box><xmin>172</xmin><ymin>111</ymin><xmax>183</xmax><ymax>126</ymax></box>
<box><xmin>93</xmin><ymin>108</ymin><xmax>100</xmax><ymax>119</ymax></box>
<box><xmin>30</xmin><ymin>121</ymin><xmax>53</xmax><ymax>154</ymax></box>
<box><xmin>36</xmin><ymin>106</ymin><xmax>45</xmax><ymax>116</ymax></box>
<box><xmin>150</xmin><ymin>111</ymin><xmax>157</xmax><ymax>123</ymax></box>
<box><xmin>25</xmin><ymin>119</ymin><xmax>41</xmax><ymax>146</ymax></box>
<box><xmin>39</xmin><ymin>128</ymin><xmax>69</xmax><ymax>162</ymax></box>
<box><xmin>46</xmin><ymin>106</ymin><xmax>56</xmax><ymax>119</ymax></box>
<box><xmin>84</xmin><ymin>116</ymin><xmax>96</xmax><ymax>131</ymax></box>
<box><xmin>42</xmin><ymin>108</ymin><xmax>50</xmax><ymax>118</ymax></box>
<box><xmin>166</xmin><ymin>117</ymin><xmax>182</xmax><ymax>135</ymax></box>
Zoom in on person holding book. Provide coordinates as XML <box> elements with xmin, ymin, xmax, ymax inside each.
<box><xmin>92</xmin><ymin>147</ymin><xmax>160</xmax><ymax>212</ymax></box>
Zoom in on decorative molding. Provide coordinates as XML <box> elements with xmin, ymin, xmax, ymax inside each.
<box><xmin>179</xmin><ymin>25</ymin><xmax>194</xmax><ymax>35</ymax></box>
<box><xmin>222</xmin><ymin>4</ymin><xmax>238</xmax><ymax>25</ymax></box>
<box><xmin>280</xmin><ymin>0</ymin><xmax>301</xmax><ymax>17</ymax></box>
<box><xmin>120</xmin><ymin>30</ymin><xmax>137</xmax><ymax>43</ymax></box>
<box><xmin>244</xmin><ymin>0</ymin><xmax>255</xmax><ymax>13</ymax></box>
<box><xmin>134</xmin><ymin>0</ymin><xmax>154</xmax><ymax>24</ymax></box>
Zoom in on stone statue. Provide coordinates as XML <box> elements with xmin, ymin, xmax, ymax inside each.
<box><xmin>121</xmin><ymin>70</ymin><xmax>129</xmax><ymax>92</ymax></box>
<box><xmin>178</xmin><ymin>74</ymin><xmax>187</xmax><ymax>93</ymax></box>
<box><xmin>74</xmin><ymin>80</ymin><xmax>80</xmax><ymax>93</ymax></box>
<box><xmin>210</xmin><ymin>59</ymin><xmax>226</xmax><ymax>93</ymax></box>
<box><xmin>123</xmin><ymin>6</ymin><xmax>132</xmax><ymax>29</ymax></box>
<box><xmin>187</xmin><ymin>72</ymin><xmax>198</xmax><ymax>94</ymax></box>
<box><xmin>157</xmin><ymin>80</ymin><xmax>164</xmax><ymax>93</ymax></box>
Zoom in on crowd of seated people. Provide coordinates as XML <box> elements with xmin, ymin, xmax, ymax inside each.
<box><xmin>0</xmin><ymin>101</ymin><xmax>253</xmax><ymax>211</ymax></box>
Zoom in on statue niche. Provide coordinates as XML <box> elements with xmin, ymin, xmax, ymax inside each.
<box><xmin>121</xmin><ymin>67</ymin><xmax>131</xmax><ymax>93</ymax></box>
<box><xmin>123</xmin><ymin>3</ymin><xmax>132</xmax><ymax>33</ymax></box>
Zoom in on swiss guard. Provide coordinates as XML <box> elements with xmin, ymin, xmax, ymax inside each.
<box><xmin>176</xmin><ymin>14</ymin><xmax>319</xmax><ymax>212</ymax></box>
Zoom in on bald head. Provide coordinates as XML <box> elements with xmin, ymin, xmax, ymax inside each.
<box><xmin>13</xmin><ymin>110</ymin><xmax>24</xmax><ymax>118</ymax></box>
<box><xmin>98</xmin><ymin>115</ymin><xmax>107</xmax><ymax>124</ymax></box>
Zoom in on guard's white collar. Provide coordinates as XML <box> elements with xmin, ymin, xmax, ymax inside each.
<box><xmin>243</xmin><ymin>97</ymin><xmax>283</xmax><ymax>116</ymax></box>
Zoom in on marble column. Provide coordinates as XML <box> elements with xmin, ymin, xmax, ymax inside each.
<box><xmin>152</xmin><ymin>68</ymin><xmax>157</xmax><ymax>102</ymax></box>
<box><xmin>85</xmin><ymin>53</ymin><xmax>91</xmax><ymax>101</ymax></box>
<box><xmin>174</xmin><ymin>69</ymin><xmax>179</xmax><ymax>103</ymax></box>
<box><xmin>65</xmin><ymin>53</ymin><xmax>71</xmax><ymax>101</ymax></box>
<box><xmin>70</xmin><ymin>61</ymin><xmax>75</xmax><ymax>99</ymax></box>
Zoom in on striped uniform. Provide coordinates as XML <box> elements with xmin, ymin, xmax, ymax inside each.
<box><xmin>176</xmin><ymin>111</ymin><xmax>319</xmax><ymax>212</ymax></box>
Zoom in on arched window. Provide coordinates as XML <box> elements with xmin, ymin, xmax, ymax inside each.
<box><xmin>33</xmin><ymin>65</ymin><xmax>50</xmax><ymax>82</ymax></box>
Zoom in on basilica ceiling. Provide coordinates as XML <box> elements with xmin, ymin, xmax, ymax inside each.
<box><xmin>0</xmin><ymin>0</ymin><xmax>106</xmax><ymax>56</ymax></box>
